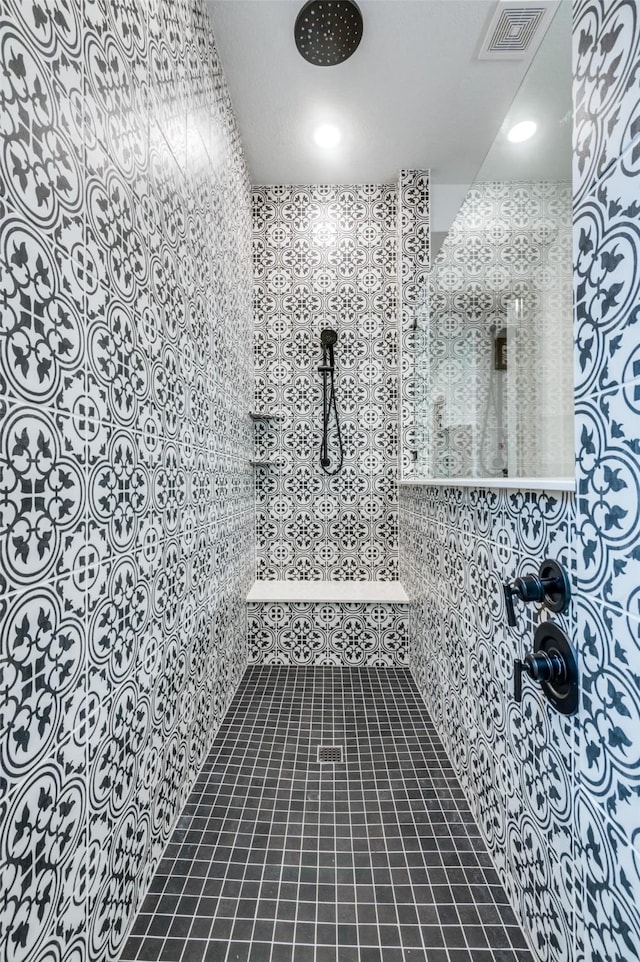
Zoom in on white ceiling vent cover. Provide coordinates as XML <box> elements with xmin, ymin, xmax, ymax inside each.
<box><xmin>477</xmin><ymin>1</ymin><xmax>559</xmax><ymax>61</ymax></box>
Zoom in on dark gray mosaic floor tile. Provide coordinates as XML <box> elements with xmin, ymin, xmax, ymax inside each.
<box><xmin>121</xmin><ymin>668</ymin><xmax>533</xmax><ymax>961</ymax></box>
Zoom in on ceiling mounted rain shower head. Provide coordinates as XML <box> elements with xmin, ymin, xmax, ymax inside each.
<box><xmin>295</xmin><ymin>0</ymin><xmax>363</xmax><ymax>66</ymax></box>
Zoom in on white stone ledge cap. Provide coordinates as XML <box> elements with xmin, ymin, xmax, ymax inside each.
<box><xmin>247</xmin><ymin>580</ymin><xmax>410</xmax><ymax>604</ymax></box>
<box><xmin>399</xmin><ymin>476</ymin><xmax>575</xmax><ymax>492</ymax></box>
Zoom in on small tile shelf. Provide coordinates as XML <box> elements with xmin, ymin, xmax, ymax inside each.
<box><xmin>249</xmin><ymin>411</ymin><xmax>280</xmax><ymax>422</ymax></box>
<box><xmin>249</xmin><ymin>411</ymin><xmax>280</xmax><ymax>466</ymax></box>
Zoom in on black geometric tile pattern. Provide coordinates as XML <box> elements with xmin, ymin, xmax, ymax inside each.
<box><xmin>121</xmin><ymin>667</ymin><xmax>533</xmax><ymax>962</ymax></box>
<box><xmin>0</xmin><ymin>3</ymin><xmax>254</xmax><ymax>962</ymax></box>
<box><xmin>252</xmin><ymin>184</ymin><xmax>400</xmax><ymax>582</ymax></box>
<box><xmin>573</xmin><ymin>0</ymin><xmax>640</xmax><ymax>205</ymax></box>
<box><xmin>397</xmin><ymin>170</ymin><xmax>431</xmax><ymax>322</ymax></box>
<box><xmin>398</xmin><ymin>169</ymin><xmax>430</xmax><ymax>478</ymax></box>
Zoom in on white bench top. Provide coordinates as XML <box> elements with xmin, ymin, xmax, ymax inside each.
<box><xmin>247</xmin><ymin>580</ymin><xmax>409</xmax><ymax>604</ymax></box>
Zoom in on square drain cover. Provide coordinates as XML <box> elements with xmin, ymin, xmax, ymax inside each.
<box><xmin>317</xmin><ymin>745</ymin><xmax>343</xmax><ymax>764</ymax></box>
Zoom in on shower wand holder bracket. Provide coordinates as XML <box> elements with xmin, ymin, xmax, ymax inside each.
<box><xmin>503</xmin><ymin>558</ymin><xmax>570</xmax><ymax>627</ymax></box>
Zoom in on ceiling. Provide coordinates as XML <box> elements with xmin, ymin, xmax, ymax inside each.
<box><xmin>206</xmin><ymin>1</ymin><xmax>559</xmax><ymax>185</ymax></box>
<box><xmin>478</xmin><ymin>0</ymin><xmax>572</xmax><ymax>182</ymax></box>
<box><xmin>206</xmin><ymin>0</ymin><xmax>569</xmax><ymax>246</ymax></box>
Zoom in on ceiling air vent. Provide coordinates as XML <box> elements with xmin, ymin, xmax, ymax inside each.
<box><xmin>477</xmin><ymin>1</ymin><xmax>559</xmax><ymax>61</ymax></box>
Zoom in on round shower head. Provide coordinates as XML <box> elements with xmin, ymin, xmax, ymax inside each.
<box><xmin>295</xmin><ymin>0</ymin><xmax>363</xmax><ymax>66</ymax></box>
<box><xmin>321</xmin><ymin>328</ymin><xmax>338</xmax><ymax>348</ymax></box>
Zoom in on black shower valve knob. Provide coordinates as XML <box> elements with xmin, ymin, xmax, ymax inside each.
<box><xmin>513</xmin><ymin>650</ymin><xmax>566</xmax><ymax>702</ymax></box>
<box><xmin>503</xmin><ymin>575</ymin><xmax>545</xmax><ymax>627</ymax></box>
<box><xmin>503</xmin><ymin>558</ymin><xmax>571</xmax><ymax>627</ymax></box>
<box><xmin>512</xmin><ymin>622</ymin><xmax>578</xmax><ymax>715</ymax></box>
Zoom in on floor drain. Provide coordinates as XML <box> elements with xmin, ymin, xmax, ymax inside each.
<box><xmin>317</xmin><ymin>745</ymin><xmax>343</xmax><ymax>764</ymax></box>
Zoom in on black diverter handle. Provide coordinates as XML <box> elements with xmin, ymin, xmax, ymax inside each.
<box><xmin>503</xmin><ymin>558</ymin><xmax>570</xmax><ymax>627</ymax></box>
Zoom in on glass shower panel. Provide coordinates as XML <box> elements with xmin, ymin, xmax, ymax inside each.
<box><xmin>421</xmin><ymin>182</ymin><xmax>573</xmax><ymax>481</ymax></box>
<box><xmin>407</xmin><ymin>3</ymin><xmax>573</xmax><ymax>483</ymax></box>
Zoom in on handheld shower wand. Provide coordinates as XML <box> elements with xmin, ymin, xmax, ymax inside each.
<box><xmin>321</xmin><ymin>327</ymin><xmax>336</xmax><ymax>368</ymax></box>
<box><xmin>318</xmin><ymin>329</ymin><xmax>343</xmax><ymax>474</ymax></box>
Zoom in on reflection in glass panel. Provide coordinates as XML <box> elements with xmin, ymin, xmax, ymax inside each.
<box><xmin>412</xmin><ymin>2</ymin><xmax>573</xmax><ymax>481</ymax></box>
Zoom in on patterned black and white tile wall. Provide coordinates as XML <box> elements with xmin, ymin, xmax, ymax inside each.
<box><xmin>248</xmin><ymin>601</ymin><xmax>408</xmax><ymax>666</ymax></box>
<box><xmin>0</xmin><ymin>3</ymin><xmax>254</xmax><ymax>962</ymax></box>
<box><xmin>252</xmin><ymin>184</ymin><xmax>400</xmax><ymax>582</ymax></box>
<box><xmin>401</xmin><ymin>5</ymin><xmax>640</xmax><ymax>962</ymax></box>
<box><xmin>573</xmin><ymin>1</ymin><xmax>640</xmax><ymax>959</ymax></box>
<box><xmin>399</xmin><ymin>484</ymin><xmax>577</xmax><ymax>962</ymax></box>
<box><xmin>397</xmin><ymin>170</ymin><xmax>430</xmax><ymax>478</ymax></box>
<box><xmin>397</xmin><ymin>170</ymin><xmax>431</xmax><ymax>327</ymax></box>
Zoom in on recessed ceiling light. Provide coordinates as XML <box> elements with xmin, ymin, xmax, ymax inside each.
<box><xmin>313</xmin><ymin>124</ymin><xmax>341</xmax><ymax>149</ymax></box>
<box><xmin>507</xmin><ymin>120</ymin><xmax>537</xmax><ymax>143</ymax></box>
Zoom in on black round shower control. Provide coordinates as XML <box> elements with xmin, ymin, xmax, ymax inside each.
<box><xmin>539</xmin><ymin>558</ymin><xmax>571</xmax><ymax>613</ymax></box>
<box><xmin>295</xmin><ymin>0</ymin><xmax>363</xmax><ymax>66</ymax></box>
<box><xmin>503</xmin><ymin>557</ymin><xmax>571</xmax><ymax>627</ymax></box>
<box><xmin>513</xmin><ymin>622</ymin><xmax>578</xmax><ymax>715</ymax></box>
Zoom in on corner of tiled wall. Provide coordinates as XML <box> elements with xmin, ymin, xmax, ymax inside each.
<box><xmin>0</xmin><ymin>2</ymin><xmax>254</xmax><ymax>961</ymax></box>
<box><xmin>397</xmin><ymin>170</ymin><xmax>431</xmax><ymax>479</ymax></box>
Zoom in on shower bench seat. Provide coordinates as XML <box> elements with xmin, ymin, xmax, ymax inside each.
<box><xmin>246</xmin><ymin>580</ymin><xmax>409</xmax><ymax>603</ymax></box>
<box><xmin>247</xmin><ymin>581</ymin><xmax>409</xmax><ymax>666</ymax></box>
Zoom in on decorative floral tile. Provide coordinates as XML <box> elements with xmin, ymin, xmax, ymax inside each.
<box><xmin>575</xmin><ymin>387</ymin><xmax>640</xmax><ymax>612</ymax></box>
<box><xmin>573</xmin><ymin>0</ymin><xmax>640</xmax><ymax>203</ymax></box>
<box><xmin>579</xmin><ymin>594</ymin><xmax>640</xmax><ymax>844</ymax></box>
<box><xmin>0</xmin><ymin>734</ymin><xmax>87</xmax><ymax>962</ymax></box>
<box><xmin>248</xmin><ymin>601</ymin><xmax>408</xmax><ymax>667</ymax></box>
<box><xmin>0</xmin><ymin>402</ymin><xmax>88</xmax><ymax>592</ymax></box>
<box><xmin>0</xmin><ymin>576</ymin><xmax>87</xmax><ymax>799</ymax></box>
<box><xmin>252</xmin><ymin>184</ymin><xmax>400</xmax><ymax>581</ymax></box>
<box><xmin>574</xmin><ymin>155</ymin><xmax>640</xmax><ymax>399</ymax></box>
<box><xmin>577</xmin><ymin>789</ymin><xmax>640</xmax><ymax>962</ymax></box>
<box><xmin>0</xmin><ymin>206</ymin><xmax>87</xmax><ymax>412</ymax></box>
